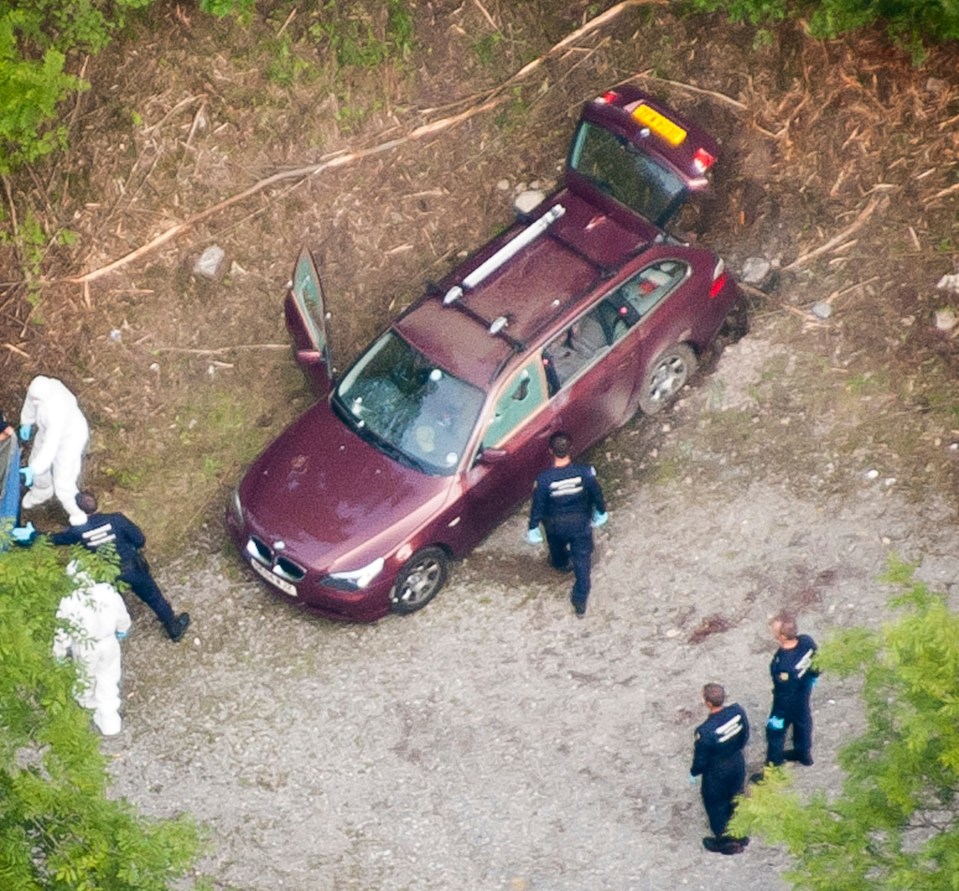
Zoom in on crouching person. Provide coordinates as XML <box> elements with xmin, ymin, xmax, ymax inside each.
<box><xmin>53</xmin><ymin>561</ymin><xmax>132</xmax><ymax>736</ymax></box>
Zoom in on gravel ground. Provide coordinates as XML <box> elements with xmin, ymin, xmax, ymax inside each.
<box><xmin>105</xmin><ymin>331</ymin><xmax>959</xmax><ymax>891</ymax></box>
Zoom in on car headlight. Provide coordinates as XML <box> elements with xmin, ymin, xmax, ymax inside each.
<box><xmin>323</xmin><ymin>557</ymin><xmax>385</xmax><ymax>591</ymax></box>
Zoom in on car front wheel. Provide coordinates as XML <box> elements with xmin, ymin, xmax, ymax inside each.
<box><xmin>389</xmin><ymin>547</ymin><xmax>449</xmax><ymax>615</ymax></box>
<box><xmin>638</xmin><ymin>344</ymin><xmax>698</xmax><ymax>415</ymax></box>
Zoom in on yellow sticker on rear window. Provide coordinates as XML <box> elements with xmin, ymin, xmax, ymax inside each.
<box><xmin>631</xmin><ymin>104</ymin><xmax>687</xmax><ymax>147</ymax></box>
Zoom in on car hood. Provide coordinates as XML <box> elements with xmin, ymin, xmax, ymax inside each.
<box><xmin>239</xmin><ymin>399</ymin><xmax>450</xmax><ymax>569</ymax></box>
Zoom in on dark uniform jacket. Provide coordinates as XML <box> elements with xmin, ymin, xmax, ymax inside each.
<box><xmin>50</xmin><ymin>512</ymin><xmax>147</xmax><ymax>575</ymax></box>
<box><xmin>770</xmin><ymin>634</ymin><xmax>819</xmax><ymax>718</ymax></box>
<box><xmin>528</xmin><ymin>463</ymin><xmax>606</xmax><ymax>533</ymax></box>
<box><xmin>691</xmin><ymin>703</ymin><xmax>750</xmax><ymax>777</ymax></box>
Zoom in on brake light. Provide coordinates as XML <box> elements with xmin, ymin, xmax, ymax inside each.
<box><xmin>709</xmin><ymin>259</ymin><xmax>727</xmax><ymax>298</ymax></box>
<box><xmin>597</xmin><ymin>90</ymin><xmax>620</xmax><ymax>105</ymax></box>
<box><xmin>693</xmin><ymin>147</ymin><xmax>716</xmax><ymax>173</ymax></box>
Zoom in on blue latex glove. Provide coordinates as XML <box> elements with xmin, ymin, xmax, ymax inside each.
<box><xmin>19</xmin><ymin>467</ymin><xmax>34</xmax><ymax>487</ymax></box>
<box><xmin>116</xmin><ymin>630</ymin><xmax>128</xmax><ymax>641</ymax></box>
<box><xmin>12</xmin><ymin>522</ymin><xmax>36</xmax><ymax>543</ymax></box>
<box><xmin>526</xmin><ymin>527</ymin><xmax>543</xmax><ymax>545</ymax></box>
<box><xmin>688</xmin><ymin>773</ymin><xmax>700</xmax><ymax>785</ymax></box>
<box><xmin>19</xmin><ymin>424</ymin><xmax>32</xmax><ymax>442</ymax></box>
<box><xmin>810</xmin><ymin>676</ymin><xmax>819</xmax><ymax>688</ymax></box>
<box><xmin>767</xmin><ymin>715</ymin><xmax>785</xmax><ymax>731</ymax></box>
<box><xmin>591</xmin><ymin>510</ymin><xmax>609</xmax><ymax>528</ymax></box>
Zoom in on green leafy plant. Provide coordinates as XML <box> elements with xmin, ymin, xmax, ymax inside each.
<box><xmin>0</xmin><ymin>0</ymin><xmax>154</xmax><ymax>176</ymax></box>
<box><xmin>0</xmin><ymin>536</ymin><xmax>206</xmax><ymax>890</ymax></box>
<box><xmin>199</xmin><ymin>0</ymin><xmax>255</xmax><ymax>19</ymax></box>
<box><xmin>685</xmin><ymin>0</ymin><xmax>959</xmax><ymax>48</ymax></box>
<box><xmin>731</xmin><ymin>556</ymin><xmax>959</xmax><ymax>889</ymax></box>
<box><xmin>313</xmin><ymin>0</ymin><xmax>414</xmax><ymax>68</ymax></box>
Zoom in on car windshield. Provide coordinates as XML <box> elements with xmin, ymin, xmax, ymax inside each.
<box><xmin>333</xmin><ymin>331</ymin><xmax>486</xmax><ymax>475</ymax></box>
<box><xmin>568</xmin><ymin>120</ymin><xmax>686</xmax><ymax>225</ymax></box>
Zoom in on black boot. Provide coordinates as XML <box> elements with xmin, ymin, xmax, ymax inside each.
<box><xmin>166</xmin><ymin>612</ymin><xmax>190</xmax><ymax>642</ymax></box>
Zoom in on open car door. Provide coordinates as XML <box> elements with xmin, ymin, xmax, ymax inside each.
<box><xmin>284</xmin><ymin>246</ymin><xmax>334</xmax><ymax>397</ymax></box>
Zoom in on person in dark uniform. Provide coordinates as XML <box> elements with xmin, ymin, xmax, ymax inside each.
<box><xmin>690</xmin><ymin>682</ymin><xmax>750</xmax><ymax>855</ymax></box>
<box><xmin>50</xmin><ymin>491</ymin><xmax>191</xmax><ymax>642</ymax></box>
<box><xmin>753</xmin><ymin>613</ymin><xmax>819</xmax><ymax>780</ymax></box>
<box><xmin>526</xmin><ymin>432</ymin><xmax>607</xmax><ymax>617</ymax></box>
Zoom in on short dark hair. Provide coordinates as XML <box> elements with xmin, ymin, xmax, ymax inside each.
<box><xmin>773</xmin><ymin>612</ymin><xmax>798</xmax><ymax>640</ymax></box>
<box><xmin>703</xmin><ymin>683</ymin><xmax>725</xmax><ymax>708</ymax></box>
<box><xmin>75</xmin><ymin>491</ymin><xmax>98</xmax><ymax>514</ymax></box>
<box><xmin>549</xmin><ymin>432</ymin><xmax>571</xmax><ymax>459</ymax></box>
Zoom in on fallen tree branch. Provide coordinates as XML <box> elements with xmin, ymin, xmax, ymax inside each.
<box><xmin>148</xmin><ymin>343</ymin><xmax>291</xmax><ymax>355</ymax></box>
<box><xmin>782</xmin><ymin>195</ymin><xmax>886</xmax><ymax>272</ymax></box>
<box><xmin>65</xmin><ymin>0</ymin><xmax>663</xmax><ymax>286</ymax></box>
<box><xmin>924</xmin><ymin>181</ymin><xmax>959</xmax><ymax>205</ymax></box>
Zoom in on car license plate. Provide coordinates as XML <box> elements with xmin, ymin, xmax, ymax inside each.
<box><xmin>631</xmin><ymin>104</ymin><xmax>687</xmax><ymax>147</ymax></box>
<box><xmin>250</xmin><ymin>559</ymin><xmax>298</xmax><ymax>597</ymax></box>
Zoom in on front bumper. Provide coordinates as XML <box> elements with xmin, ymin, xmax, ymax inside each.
<box><xmin>226</xmin><ymin>511</ymin><xmax>393</xmax><ymax>623</ymax></box>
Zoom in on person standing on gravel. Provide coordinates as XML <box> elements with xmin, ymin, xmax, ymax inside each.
<box><xmin>526</xmin><ymin>431</ymin><xmax>607</xmax><ymax>617</ymax></box>
<box><xmin>753</xmin><ymin>613</ymin><xmax>819</xmax><ymax>779</ymax></box>
<box><xmin>690</xmin><ymin>682</ymin><xmax>750</xmax><ymax>855</ymax></box>
<box><xmin>50</xmin><ymin>491</ymin><xmax>191</xmax><ymax>642</ymax></box>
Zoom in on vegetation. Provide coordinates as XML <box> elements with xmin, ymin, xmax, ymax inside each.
<box><xmin>0</xmin><ymin>534</ymin><xmax>205</xmax><ymax>890</ymax></box>
<box><xmin>731</xmin><ymin>558</ymin><xmax>959</xmax><ymax>889</ymax></box>
<box><xmin>689</xmin><ymin>0</ymin><xmax>959</xmax><ymax>47</ymax></box>
<box><xmin>0</xmin><ymin>0</ymin><xmax>153</xmax><ymax>175</ymax></box>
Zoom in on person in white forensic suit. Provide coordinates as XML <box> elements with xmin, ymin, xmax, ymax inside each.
<box><xmin>53</xmin><ymin>562</ymin><xmax>132</xmax><ymax>736</ymax></box>
<box><xmin>18</xmin><ymin>376</ymin><xmax>90</xmax><ymax>526</ymax></box>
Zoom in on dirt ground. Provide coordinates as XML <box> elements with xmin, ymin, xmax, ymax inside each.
<box><xmin>2</xmin><ymin>2</ymin><xmax>959</xmax><ymax>889</ymax></box>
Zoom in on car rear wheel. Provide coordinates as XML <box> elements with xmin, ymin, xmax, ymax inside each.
<box><xmin>389</xmin><ymin>547</ymin><xmax>449</xmax><ymax>615</ymax></box>
<box><xmin>638</xmin><ymin>344</ymin><xmax>698</xmax><ymax>415</ymax></box>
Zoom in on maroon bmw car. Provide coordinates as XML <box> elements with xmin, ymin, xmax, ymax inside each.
<box><xmin>227</xmin><ymin>85</ymin><xmax>747</xmax><ymax>621</ymax></box>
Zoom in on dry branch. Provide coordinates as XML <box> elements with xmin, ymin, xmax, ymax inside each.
<box><xmin>65</xmin><ymin>0</ymin><xmax>665</xmax><ymax>286</ymax></box>
<box><xmin>783</xmin><ymin>195</ymin><xmax>887</xmax><ymax>272</ymax></box>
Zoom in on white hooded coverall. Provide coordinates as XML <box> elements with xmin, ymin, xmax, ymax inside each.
<box><xmin>53</xmin><ymin>567</ymin><xmax>132</xmax><ymax>736</ymax></box>
<box><xmin>20</xmin><ymin>375</ymin><xmax>90</xmax><ymax>525</ymax></box>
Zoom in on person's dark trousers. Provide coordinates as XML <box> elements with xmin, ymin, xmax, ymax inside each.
<box><xmin>766</xmin><ymin>702</ymin><xmax>813</xmax><ymax>766</ymax></box>
<box><xmin>702</xmin><ymin>758</ymin><xmax>745</xmax><ymax>838</ymax></box>
<box><xmin>119</xmin><ymin>565</ymin><xmax>176</xmax><ymax>629</ymax></box>
<box><xmin>546</xmin><ymin>523</ymin><xmax>594</xmax><ymax>611</ymax></box>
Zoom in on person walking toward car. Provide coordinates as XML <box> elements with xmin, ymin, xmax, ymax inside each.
<box><xmin>526</xmin><ymin>432</ymin><xmax>607</xmax><ymax>617</ymax></box>
<box><xmin>752</xmin><ymin>612</ymin><xmax>819</xmax><ymax>780</ymax></box>
<box><xmin>18</xmin><ymin>375</ymin><xmax>90</xmax><ymax>526</ymax></box>
<box><xmin>690</xmin><ymin>682</ymin><xmax>750</xmax><ymax>855</ymax></box>
<box><xmin>50</xmin><ymin>491</ymin><xmax>190</xmax><ymax>642</ymax></box>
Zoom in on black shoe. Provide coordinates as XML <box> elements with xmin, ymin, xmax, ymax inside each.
<box><xmin>552</xmin><ymin>562</ymin><xmax>574</xmax><ymax>573</ymax></box>
<box><xmin>719</xmin><ymin>838</ymin><xmax>745</xmax><ymax>856</ymax></box>
<box><xmin>572</xmin><ymin>602</ymin><xmax>586</xmax><ymax>618</ymax></box>
<box><xmin>702</xmin><ymin>836</ymin><xmax>722</xmax><ymax>853</ymax></box>
<box><xmin>167</xmin><ymin>612</ymin><xmax>190</xmax><ymax>642</ymax></box>
<box><xmin>784</xmin><ymin>749</ymin><xmax>814</xmax><ymax>766</ymax></box>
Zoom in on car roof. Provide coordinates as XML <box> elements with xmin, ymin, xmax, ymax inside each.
<box><xmin>394</xmin><ymin>189</ymin><xmax>672</xmax><ymax>390</ymax></box>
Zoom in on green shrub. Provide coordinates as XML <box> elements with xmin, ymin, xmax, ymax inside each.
<box><xmin>687</xmin><ymin>0</ymin><xmax>959</xmax><ymax>45</ymax></box>
<box><xmin>0</xmin><ymin>0</ymin><xmax>153</xmax><ymax>175</ymax></box>
<box><xmin>0</xmin><ymin>535</ymin><xmax>206</xmax><ymax>890</ymax></box>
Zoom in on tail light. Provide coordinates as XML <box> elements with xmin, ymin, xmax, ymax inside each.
<box><xmin>597</xmin><ymin>90</ymin><xmax>621</xmax><ymax>105</ymax></box>
<box><xmin>693</xmin><ymin>147</ymin><xmax>716</xmax><ymax>174</ymax></box>
<box><xmin>709</xmin><ymin>259</ymin><xmax>728</xmax><ymax>298</ymax></box>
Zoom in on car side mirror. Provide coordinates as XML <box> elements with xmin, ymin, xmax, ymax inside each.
<box><xmin>478</xmin><ymin>447</ymin><xmax>508</xmax><ymax>465</ymax></box>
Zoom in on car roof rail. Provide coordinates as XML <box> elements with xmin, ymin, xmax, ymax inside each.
<box><xmin>442</xmin><ymin>204</ymin><xmax>566</xmax><ymax>306</ymax></box>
